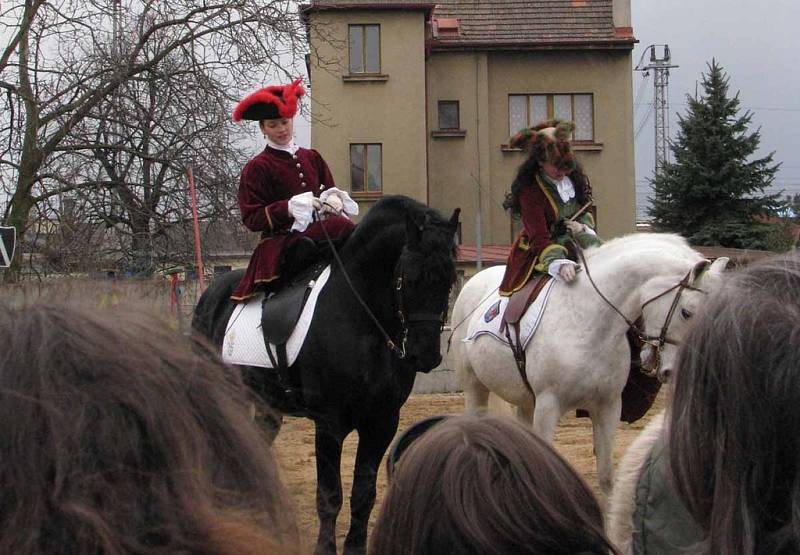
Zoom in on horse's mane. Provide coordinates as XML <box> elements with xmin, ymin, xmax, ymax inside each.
<box><xmin>584</xmin><ymin>233</ymin><xmax>703</xmax><ymax>274</ymax></box>
<box><xmin>341</xmin><ymin>195</ymin><xmax>456</xmax><ymax>284</ymax></box>
<box><xmin>351</xmin><ymin>196</ymin><xmax>446</xmax><ymax>235</ymax></box>
<box><xmin>345</xmin><ymin>195</ymin><xmax>452</xmax><ymax>251</ymax></box>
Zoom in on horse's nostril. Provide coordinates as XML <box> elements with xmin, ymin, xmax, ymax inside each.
<box><xmin>660</xmin><ymin>368</ymin><xmax>673</xmax><ymax>382</ymax></box>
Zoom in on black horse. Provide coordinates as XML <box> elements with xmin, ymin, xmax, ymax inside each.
<box><xmin>192</xmin><ymin>196</ymin><xmax>459</xmax><ymax>554</ymax></box>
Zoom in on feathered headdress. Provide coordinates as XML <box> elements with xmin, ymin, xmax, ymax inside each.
<box><xmin>232</xmin><ymin>78</ymin><xmax>305</xmax><ymax>122</ymax></box>
<box><xmin>509</xmin><ymin>119</ymin><xmax>577</xmax><ymax>172</ymax></box>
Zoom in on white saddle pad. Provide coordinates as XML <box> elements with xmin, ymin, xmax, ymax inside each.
<box><xmin>464</xmin><ymin>278</ymin><xmax>556</xmax><ymax>348</ymax></box>
<box><xmin>222</xmin><ymin>266</ymin><xmax>331</xmax><ymax>368</ymax></box>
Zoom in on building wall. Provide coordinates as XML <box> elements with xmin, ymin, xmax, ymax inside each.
<box><xmin>307</xmin><ymin>10</ymin><xmax>429</xmax><ymax>214</ymax></box>
<box><xmin>427</xmin><ymin>49</ymin><xmax>636</xmax><ymax>244</ymax></box>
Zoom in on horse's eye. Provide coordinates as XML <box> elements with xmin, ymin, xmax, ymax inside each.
<box><xmin>681</xmin><ymin>308</ymin><xmax>693</xmax><ymax>320</ymax></box>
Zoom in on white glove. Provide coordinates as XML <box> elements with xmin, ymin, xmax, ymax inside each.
<box><xmin>565</xmin><ymin>220</ymin><xmax>585</xmax><ymax>235</ymax></box>
<box><xmin>321</xmin><ymin>193</ymin><xmax>344</xmax><ymax>216</ymax></box>
<box><xmin>548</xmin><ymin>259</ymin><xmax>579</xmax><ymax>284</ymax></box>
<box><xmin>312</xmin><ymin>196</ymin><xmax>322</xmax><ymax>211</ymax></box>
<box><xmin>320</xmin><ymin>187</ymin><xmax>359</xmax><ymax>216</ymax></box>
<box><xmin>288</xmin><ymin>192</ymin><xmax>315</xmax><ymax>232</ymax></box>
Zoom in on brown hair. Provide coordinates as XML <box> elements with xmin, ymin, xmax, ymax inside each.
<box><xmin>0</xmin><ymin>301</ymin><xmax>299</xmax><ymax>554</ymax></box>
<box><xmin>669</xmin><ymin>254</ymin><xmax>800</xmax><ymax>554</ymax></box>
<box><xmin>370</xmin><ymin>413</ymin><xmax>618</xmax><ymax>555</ymax></box>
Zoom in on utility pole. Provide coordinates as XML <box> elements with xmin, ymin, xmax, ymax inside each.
<box><xmin>635</xmin><ymin>45</ymin><xmax>678</xmax><ymax>175</ymax></box>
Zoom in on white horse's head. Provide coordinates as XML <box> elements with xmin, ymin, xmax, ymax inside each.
<box><xmin>638</xmin><ymin>256</ymin><xmax>729</xmax><ymax>383</ymax></box>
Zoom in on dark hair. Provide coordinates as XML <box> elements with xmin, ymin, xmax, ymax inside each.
<box><xmin>669</xmin><ymin>254</ymin><xmax>800</xmax><ymax>554</ymax></box>
<box><xmin>503</xmin><ymin>158</ymin><xmax>591</xmax><ymax>218</ymax></box>
<box><xmin>0</xmin><ymin>302</ymin><xmax>299</xmax><ymax>554</ymax></box>
<box><xmin>370</xmin><ymin>413</ymin><xmax>618</xmax><ymax>555</ymax></box>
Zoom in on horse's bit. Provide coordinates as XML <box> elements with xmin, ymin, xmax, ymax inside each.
<box><xmin>573</xmin><ymin>240</ymin><xmax>705</xmax><ymax>377</ymax></box>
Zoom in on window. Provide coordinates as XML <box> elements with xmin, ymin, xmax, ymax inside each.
<box><xmin>349</xmin><ymin>24</ymin><xmax>380</xmax><ymax>74</ymax></box>
<box><xmin>350</xmin><ymin>144</ymin><xmax>382</xmax><ymax>193</ymax></box>
<box><xmin>508</xmin><ymin>93</ymin><xmax>594</xmax><ymax>142</ymax></box>
<box><xmin>437</xmin><ymin>101</ymin><xmax>460</xmax><ymax>130</ymax></box>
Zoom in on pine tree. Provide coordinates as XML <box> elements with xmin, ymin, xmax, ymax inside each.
<box><xmin>648</xmin><ymin>60</ymin><xmax>788</xmax><ymax>250</ymax></box>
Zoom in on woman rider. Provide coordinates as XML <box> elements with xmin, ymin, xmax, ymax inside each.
<box><xmin>499</xmin><ymin>119</ymin><xmax>602</xmax><ymax>296</ymax></box>
<box><xmin>230</xmin><ymin>78</ymin><xmax>357</xmax><ymax>301</ymax></box>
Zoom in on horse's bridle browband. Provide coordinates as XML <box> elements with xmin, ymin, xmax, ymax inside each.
<box><xmin>572</xmin><ymin>240</ymin><xmax>705</xmax><ymax>377</ymax></box>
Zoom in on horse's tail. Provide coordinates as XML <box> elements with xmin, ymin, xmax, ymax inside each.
<box><xmin>191</xmin><ymin>269</ymin><xmax>245</xmax><ymax>347</ymax></box>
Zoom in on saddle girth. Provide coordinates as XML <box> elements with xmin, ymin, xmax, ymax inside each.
<box><xmin>500</xmin><ymin>273</ymin><xmax>552</xmax><ymax>397</ymax></box>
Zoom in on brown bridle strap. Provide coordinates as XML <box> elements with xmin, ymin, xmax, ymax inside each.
<box><xmin>572</xmin><ymin>240</ymin><xmax>706</xmax><ymax>375</ymax></box>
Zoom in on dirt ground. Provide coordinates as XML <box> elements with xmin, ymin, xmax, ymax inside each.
<box><xmin>273</xmin><ymin>392</ymin><xmax>665</xmax><ymax>553</ymax></box>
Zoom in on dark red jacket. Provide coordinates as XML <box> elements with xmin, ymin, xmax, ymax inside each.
<box><xmin>231</xmin><ymin>146</ymin><xmax>353</xmax><ymax>300</ymax></box>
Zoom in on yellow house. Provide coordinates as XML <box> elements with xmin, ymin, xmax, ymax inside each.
<box><xmin>302</xmin><ymin>0</ymin><xmax>637</xmax><ymax>247</ymax></box>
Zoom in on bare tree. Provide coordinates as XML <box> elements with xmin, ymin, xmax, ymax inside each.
<box><xmin>1</xmin><ymin>0</ymin><xmax>305</xmax><ymax>281</ymax></box>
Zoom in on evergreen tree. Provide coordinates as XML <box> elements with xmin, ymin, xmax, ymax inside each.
<box><xmin>648</xmin><ymin>60</ymin><xmax>788</xmax><ymax>250</ymax></box>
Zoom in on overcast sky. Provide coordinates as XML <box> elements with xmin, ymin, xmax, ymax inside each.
<box><xmin>631</xmin><ymin>0</ymin><xmax>800</xmax><ymax>217</ymax></box>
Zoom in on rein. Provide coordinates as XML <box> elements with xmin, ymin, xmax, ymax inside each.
<box><xmin>316</xmin><ymin>211</ymin><xmax>447</xmax><ymax>360</ymax></box>
<box><xmin>571</xmin><ymin>240</ymin><xmax>705</xmax><ymax>377</ymax></box>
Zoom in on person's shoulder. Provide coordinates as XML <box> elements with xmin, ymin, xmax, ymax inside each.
<box><xmin>299</xmin><ymin>147</ymin><xmax>326</xmax><ymax>161</ymax></box>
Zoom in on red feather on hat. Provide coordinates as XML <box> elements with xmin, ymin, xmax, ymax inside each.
<box><xmin>232</xmin><ymin>78</ymin><xmax>305</xmax><ymax>122</ymax></box>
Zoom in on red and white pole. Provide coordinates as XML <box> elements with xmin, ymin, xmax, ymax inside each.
<box><xmin>187</xmin><ymin>166</ymin><xmax>205</xmax><ymax>290</ymax></box>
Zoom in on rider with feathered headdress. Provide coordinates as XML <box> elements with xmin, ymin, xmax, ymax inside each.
<box><xmin>499</xmin><ymin>119</ymin><xmax>603</xmax><ymax>296</ymax></box>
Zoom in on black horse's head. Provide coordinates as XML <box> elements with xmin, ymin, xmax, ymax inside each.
<box><xmin>395</xmin><ymin>207</ymin><xmax>460</xmax><ymax>371</ymax></box>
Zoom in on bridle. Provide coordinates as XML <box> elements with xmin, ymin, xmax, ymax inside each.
<box><xmin>393</xmin><ymin>261</ymin><xmax>450</xmax><ymax>359</ymax></box>
<box><xmin>317</xmin><ymin>210</ymin><xmax>450</xmax><ymax>360</ymax></box>
<box><xmin>573</xmin><ymin>241</ymin><xmax>705</xmax><ymax>377</ymax></box>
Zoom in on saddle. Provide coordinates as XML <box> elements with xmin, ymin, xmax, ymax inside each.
<box><xmin>500</xmin><ymin>273</ymin><xmax>552</xmax><ymax>396</ymax></box>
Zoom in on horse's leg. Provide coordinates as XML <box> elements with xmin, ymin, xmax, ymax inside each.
<box><xmin>343</xmin><ymin>412</ymin><xmax>399</xmax><ymax>555</ymax></box>
<box><xmin>515</xmin><ymin>403</ymin><xmax>534</xmax><ymax>426</ymax></box>
<box><xmin>314</xmin><ymin>421</ymin><xmax>347</xmax><ymax>555</ymax></box>
<box><xmin>531</xmin><ymin>392</ymin><xmax>562</xmax><ymax>443</ymax></box>
<box><xmin>591</xmin><ymin>399</ymin><xmax>622</xmax><ymax>498</ymax></box>
<box><xmin>460</xmin><ymin>354</ymin><xmax>490</xmax><ymax>413</ymax></box>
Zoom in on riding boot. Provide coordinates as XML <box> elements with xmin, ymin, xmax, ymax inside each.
<box><xmin>281</xmin><ymin>236</ymin><xmax>319</xmax><ymax>284</ymax></box>
<box><xmin>260</xmin><ymin>294</ymin><xmax>303</xmax><ymax>409</ymax></box>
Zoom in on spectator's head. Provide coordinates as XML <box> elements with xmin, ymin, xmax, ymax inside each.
<box><xmin>669</xmin><ymin>254</ymin><xmax>800</xmax><ymax>554</ymax></box>
<box><xmin>0</xmin><ymin>302</ymin><xmax>298</xmax><ymax>555</ymax></box>
<box><xmin>371</xmin><ymin>413</ymin><xmax>618</xmax><ymax>555</ymax></box>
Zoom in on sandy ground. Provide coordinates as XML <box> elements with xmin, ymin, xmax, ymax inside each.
<box><xmin>273</xmin><ymin>392</ymin><xmax>665</xmax><ymax>553</ymax></box>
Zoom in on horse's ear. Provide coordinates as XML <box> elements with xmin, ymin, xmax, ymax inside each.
<box><xmin>406</xmin><ymin>212</ymin><xmax>424</xmax><ymax>246</ymax></box>
<box><xmin>449</xmin><ymin>208</ymin><xmax>461</xmax><ymax>231</ymax></box>
<box><xmin>707</xmin><ymin>256</ymin><xmax>730</xmax><ymax>275</ymax></box>
<box><xmin>690</xmin><ymin>259</ymin><xmax>710</xmax><ymax>284</ymax></box>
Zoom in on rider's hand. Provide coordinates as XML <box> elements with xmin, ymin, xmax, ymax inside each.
<box><xmin>559</xmin><ymin>263</ymin><xmax>577</xmax><ymax>283</ymax></box>
<box><xmin>312</xmin><ymin>196</ymin><xmax>323</xmax><ymax>212</ymax></box>
<box><xmin>565</xmin><ymin>220</ymin><xmax>585</xmax><ymax>235</ymax></box>
<box><xmin>322</xmin><ymin>193</ymin><xmax>344</xmax><ymax>216</ymax></box>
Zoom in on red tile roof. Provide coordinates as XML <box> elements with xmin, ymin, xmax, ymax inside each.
<box><xmin>302</xmin><ymin>1</ymin><xmax>635</xmax><ymax>49</ymax></box>
<box><xmin>457</xmin><ymin>244</ymin><xmax>511</xmax><ymax>264</ymax></box>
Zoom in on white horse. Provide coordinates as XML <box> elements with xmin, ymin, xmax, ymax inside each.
<box><xmin>452</xmin><ymin>233</ymin><xmax>728</xmax><ymax>495</ymax></box>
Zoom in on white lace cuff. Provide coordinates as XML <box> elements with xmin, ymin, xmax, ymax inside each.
<box><xmin>288</xmin><ymin>192</ymin><xmax>315</xmax><ymax>232</ymax></box>
<box><xmin>320</xmin><ymin>187</ymin><xmax>359</xmax><ymax>216</ymax></box>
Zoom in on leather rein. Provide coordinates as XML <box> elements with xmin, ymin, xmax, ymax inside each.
<box><xmin>572</xmin><ymin>240</ymin><xmax>705</xmax><ymax>377</ymax></box>
<box><xmin>317</xmin><ymin>211</ymin><xmax>447</xmax><ymax>360</ymax></box>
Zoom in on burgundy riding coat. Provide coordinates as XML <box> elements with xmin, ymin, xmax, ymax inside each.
<box><xmin>231</xmin><ymin>145</ymin><xmax>354</xmax><ymax>300</ymax></box>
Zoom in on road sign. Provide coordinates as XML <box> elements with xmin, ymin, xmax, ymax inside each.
<box><xmin>0</xmin><ymin>226</ymin><xmax>16</xmax><ymax>268</ymax></box>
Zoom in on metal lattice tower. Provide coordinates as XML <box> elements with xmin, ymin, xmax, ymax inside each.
<box><xmin>635</xmin><ymin>45</ymin><xmax>678</xmax><ymax>175</ymax></box>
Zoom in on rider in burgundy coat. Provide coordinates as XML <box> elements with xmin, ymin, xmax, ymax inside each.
<box><xmin>499</xmin><ymin>120</ymin><xmax>601</xmax><ymax>296</ymax></box>
<box><xmin>230</xmin><ymin>79</ymin><xmax>356</xmax><ymax>301</ymax></box>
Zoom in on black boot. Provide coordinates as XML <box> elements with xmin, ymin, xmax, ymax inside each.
<box><xmin>281</xmin><ymin>236</ymin><xmax>319</xmax><ymax>285</ymax></box>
